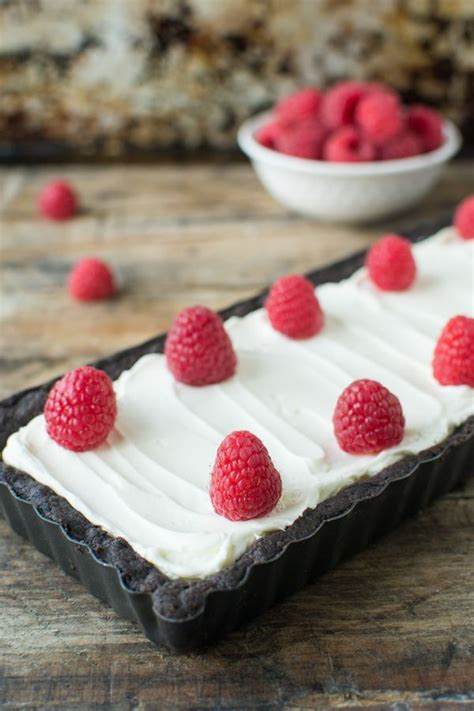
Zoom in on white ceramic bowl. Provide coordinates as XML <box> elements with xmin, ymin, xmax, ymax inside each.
<box><xmin>238</xmin><ymin>112</ymin><xmax>461</xmax><ymax>223</ymax></box>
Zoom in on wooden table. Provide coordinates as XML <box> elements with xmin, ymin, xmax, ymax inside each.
<box><xmin>1</xmin><ymin>161</ymin><xmax>473</xmax><ymax>710</ymax></box>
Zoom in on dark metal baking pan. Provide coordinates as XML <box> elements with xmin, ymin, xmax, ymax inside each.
<box><xmin>1</xmin><ymin>212</ymin><xmax>472</xmax><ymax>651</ymax></box>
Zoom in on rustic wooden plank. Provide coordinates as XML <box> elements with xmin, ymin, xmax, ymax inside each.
<box><xmin>0</xmin><ymin>161</ymin><xmax>473</xmax><ymax>709</ymax></box>
<box><xmin>1</xmin><ymin>160</ymin><xmax>473</xmax><ymax>399</ymax></box>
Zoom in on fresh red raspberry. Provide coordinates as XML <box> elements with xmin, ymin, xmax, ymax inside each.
<box><xmin>321</xmin><ymin>81</ymin><xmax>369</xmax><ymax>130</ymax></box>
<box><xmin>255</xmin><ymin>121</ymin><xmax>281</xmax><ymax>149</ymax></box>
<box><xmin>44</xmin><ymin>366</ymin><xmax>117</xmax><ymax>452</ymax></box>
<box><xmin>406</xmin><ymin>105</ymin><xmax>443</xmax><ymax>152</ymax></box>
<box><xmin>380</xmin><ymin>130</ymin><xmax>422</xmax><ymax>160</ymax></box>
<box><xmin>265</xmin><ymin>274</ymin><xmax>324</xmax><ymax>339</ymax></box>
<box><xmin>453</xmin><ymin>195</ymin><xmax>474</xmax><ymax>239</ymax></box>
<box><xmin>165</xmin><ymin>306</ymin><xmax>237</xmax><ymax>386</ymax></box>
<box><xmin>210</xmin><ymin>430</ymin><xmax>282</xmax><ymax>521</ymax></box>
<box><xmin>38</xmin><ymin>179</ymin><xmax>78</xmax><ymax>221</ymax></box>
<box><xmin>333</xmin><ymin>379</ymin><xmax>405</xmax><ymax>455</ymax></box>
<box><xmin>323</xmin><ymin>126</ymin><xmax>376</xmax><ymax>162</ymax></box>
<box><xmin>355</xmin><ymin>92</ymin><xmax>403</xmax><ymax>146</ymax></box>
<box><xmin>432</xmin><ymin>315</ymin><xmax>474</xmax><ymax>387</ymax></box>
<box><xmin>366</xmin><ymin>234</ymin><xmax>417</xmax><ymax>291</ymax></box>
<box><xmin>68</xmin><ymin>257</ymin><xmax>117</xmax><ymax>302</ymax></box>
<box><xmin>276</xmin><ymin>87</ymin><xmax>322</xmax><ymax>127</ymax></box>
<box><xmin>275</xmin><ymin>119</ymin><xmax>326</xmax><ymax>159</ymax></box>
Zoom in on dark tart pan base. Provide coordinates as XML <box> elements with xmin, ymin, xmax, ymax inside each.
<box><xmin>1</xmin><ymin>213</ymin><xmax>473</xmax><ymax>651</ymax></box>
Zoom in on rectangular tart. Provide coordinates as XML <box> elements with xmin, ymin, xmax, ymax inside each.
<box><xmin>1</xmin><ymin>214</ymin><xmax>473</xmax><ymax>650</ymax></box>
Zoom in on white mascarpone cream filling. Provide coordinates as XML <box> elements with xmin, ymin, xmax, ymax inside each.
<box><xmin>3</xmin><ymin>228</ymin><xmax>474</xmax><ymax>579</ymax></box>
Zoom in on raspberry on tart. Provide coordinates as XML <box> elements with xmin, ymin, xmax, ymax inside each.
<box><xmin>333</xmin><ymin>379</ymin><xmax>405</xmax><ymax>455</ymax></box>
<box><xmin>165</xmin><ymin>305</ymin><xmax>237</xmax><ymax>386</ymax></box>
<box><xmin>432</xmin><ymin>315</ymin><xmax>474</xmax><ymax>387</ymax></box>
<box><xmin>323</xmin><ymin>126</ymin><xmax>376</xmax><ymax>162</ymax></box>
<box><xmin>453</xmin><ymin>195</ymin><xmax>474</xmax><ymax>240</ymax></box>
<box><xmin>45</xmin><ymin>366</ymin><xmax>117</xmax><ymax>452</ymax></box>
<box><xmin>265</xmin><ymin>274</ymin><xmax>324</xmax><ymax>339</ymax></box>
<box><xmin>210</xmin><ymin>430</ymin><xmax>282</xmax><ymax>521</ymax></box>
<box><xmin>68</xmin><ymin>257</ymin><xmax>117</xmax><ymax>302</ymax></box>
<box><xmin>38</xmin><ymin>179</ymin><xmax>78</xmax><ymax>221</ymax></box>
<box><xmin>366</xmin><ymin>234</ymin><xmax>417</xmax><ymax>291</ymax></box>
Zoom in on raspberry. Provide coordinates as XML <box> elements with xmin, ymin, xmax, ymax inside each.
<box><xmin>453</xmin><ymin>195</ymin><xmax>474</xmax><ymax>239</ymax></box>
<box><xmin>321</xmin><ymin>81</ymin><xmax>369</xmax><ymax>130</ymax></box>
<box><xmin>44</xmin><ymin>366</ymin><xmax>117</xmax><ymax>452</ymax></box>
<box><xmin>276</xmin><ymin>87</ymin><xmax>322</xmax><ymax>127</ymax></box>
<box><xmin>432</xmin><ymin>315</ymin><xmax>474</xmax><ymax>387</ymax></box>
<box><xmin>355</xmin><ymin>92</ymin><xmax>403</xmax><ymax>146</ymax></box>
<box><xmin>380</xmin><ymin>130</ymin><xmax>422</xmax><ymax>160</ymax></box>
<box><xmin>265</xmin><ymin>274</ymin><xmax>324</xmax><ymax>339</ymax></box>
<box><xmin>255</xmin><ymin>121</ymin><xmax>281</xmax><ymax>149</ymax></box>
<box><xmin>38</xmin><ymin>179</ymin><xmax>78</xmax><ymax>221</ymax></box>
<box><xmin>366</xmin><ymin>234</ymin><xmax>416</xmax><ymax>291</ymax></box>
<box><xmin>68</xmin><ymin>257</ymin><xmax>117</xmax><ymax>302</ymax></box>
<box><xmin>406</xmin><ymin>105</ymin><xmax>443</xmax><ymax>152</ymax></box>
<box><xmin>275</xmin><ymin>119</ymin><xmax>326</xmax><ymax>159</ymax></box>
<box><xmin>323</xmin><ymin>126</ymin><xmax>376</xmax><ymax>162</ymax></box>
<box><xmin>165</xmin><ymin>306</ymin><xmax>237</xmax><ymax>386</ymax></box>
<box><xmin>333</xmin><ymin>379</ymin><xmax>405</xmax><ymax>455</ymax></box>
<box><xmin>210</xmin><ymin>430</ymin><xmax>282</xmax><ymax>521</ymax></box>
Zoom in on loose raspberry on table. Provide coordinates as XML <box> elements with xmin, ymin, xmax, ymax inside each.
<box><xmin>453</xmin><ymin>195</ymin><xmax>474</xmax><ymax>239</ymax></box>
<box><xmin>210</xmin><ymin>430</ymin><xmax>282</xmax><ymax>521</ymax></box>
<box><xmin>380</xmin><ymin>130</ymin><xmax>422</xmax><ymax>160</ymax></box>
<box><xmin>323</xmin><ymin>126</ymin><xmax>376</xmax><ymax>162</ymax></box>
<box><xmin>276</xmin><ymin>87</ymin><xmax>322</xmax><ymax>127</ymax></box>
<box><xmin>333</xmin><ymin>379</ymin><xmax>405</xmax><ymax>455</ymax></box>
<box><xmin>355</xmin><ymin>92</ymin><xmax>403</xmax><ymax>146</ymax></box>
<box><xmin>406</xmin><ymin>105</ymin><xmax>443</xmax><ymax>152</ymax></box>
<box><xmin>44</xmin><ymin>366</ymin><xmax>117</xmax><ymax>452</ymax></box>
<box><xmin>265</xmin><ymin>274</ymin><xmax>324</xmax><ymax>339</ymax></box>
<box><xmin>321</xmin><ymin>81</ymin><xmax>369</xmax><ymax>130</ymax></box>
<box><xmin>432</xmin><ymin>315</ymin><xmax>474</xmax><ymax>387</ymax></box>
<box><xmin>165</xmin><ymin>305</ymin><xmax>237</xmax><ymax>386</ymax></box>
<box><xmin>38</xmin><ymin>179</ymin><xmax>78</xmax><ymax>221</ymax></box>
<box><xmin>68</xmin><ymin>257</ymin><xmax>117</xmax><ymax>302</ymax></box>
<box><xmin>366</xmin><ymin>234</ymin><xmax>417</xmax><ymax>291</ymax></box>
<box><xmin>275</xmin><ymin>119</ymin><xmax>326</xmax><ymax>160</ymax></box>
<box><xmin>255</xmin><ymin>121</ymin><xmax>281</xmax><ymax>149</ymax></box>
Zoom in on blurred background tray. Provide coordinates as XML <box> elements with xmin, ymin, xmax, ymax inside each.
<box><xmin>1</xmin><ymin>0</ymin><xmax>473</xmax><ymax>162</ymax></box>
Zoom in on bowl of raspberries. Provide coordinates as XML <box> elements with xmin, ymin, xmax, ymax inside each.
<box><xmin>238</xmin><ymin>81</ymin><xmax>460</xmax><ymax>223</ymax></box>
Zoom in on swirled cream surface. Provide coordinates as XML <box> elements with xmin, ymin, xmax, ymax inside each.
<box><xmin>3</xmin><ymin>228</ymin><xmax>474</xmax><ymax>579</ymax></box>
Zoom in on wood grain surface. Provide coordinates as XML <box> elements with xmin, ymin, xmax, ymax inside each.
<box><xmin>0</xmin><ymin>161</ymin><xmax>473</xmax><ymax>710</ymax></box>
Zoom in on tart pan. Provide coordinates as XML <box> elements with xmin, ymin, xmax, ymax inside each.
<box><xmin>1</xmin><ymin>213</ymin><xmax>472</xmax><ymax>651</ymax></box>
